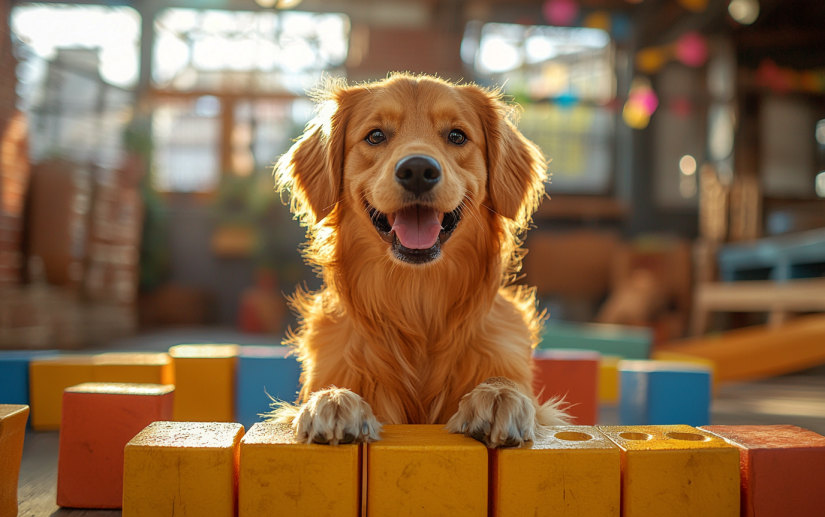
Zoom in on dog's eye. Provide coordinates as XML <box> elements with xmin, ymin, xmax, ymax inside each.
<box><xmin>448</xmin><ymin>130</ymin><xmax>467</xmax><ymax>145</ymax></box>
<box><xmin>366</xmin><ymin>130</ymin><xmax>386</xmax><ymax>145</ymax></box>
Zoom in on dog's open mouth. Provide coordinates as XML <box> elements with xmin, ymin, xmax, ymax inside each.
<box><xmin>368</xmin><ymin>204</ymin><xmax>461</xmax><ymax>264</ymax></box>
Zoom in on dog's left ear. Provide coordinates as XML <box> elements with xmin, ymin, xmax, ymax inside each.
<box><xmin>487</xmin><ymin>118</ymin><xmax>547</xmax><ymax>221</ymax></box>
<box><xmin>275</xmin><ymin>84</ymin><xmax>359</xmax><ymax>225</ymax></box>
<box><xmin>466</xmin><ymin>87</ymin><xmax>548</xmax><ymax>221</ymax></box>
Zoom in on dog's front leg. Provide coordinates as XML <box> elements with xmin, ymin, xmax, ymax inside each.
<box><xmin>270</xmin><ymin>386</ymin><xmax>382</xmax><ymax>445</ymax></box>
<box><xmin>446</xmin><ymin>377</ymin><xmax>570</xmax><ymax>447</ymax></box>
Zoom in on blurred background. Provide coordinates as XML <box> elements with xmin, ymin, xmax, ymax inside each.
<box><xmin>1</xmin><ymin>0</ymin><xmax>824</xmax><ymax>425</ymax></box>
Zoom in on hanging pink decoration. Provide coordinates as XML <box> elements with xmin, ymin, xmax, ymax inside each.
<box><xmin>635</xmin><ymin>88</ymin><xmax>659</xmax><ymax>115</ymax></box>
<box><xmin>675</xmin><ymin>32</ymin><xmax>709</xmax><ymax>67</ymax></box>
<box><xmin>543</xmin><ymin>0</ymin><xmax>580</xmax><ymax>27</ymax></box>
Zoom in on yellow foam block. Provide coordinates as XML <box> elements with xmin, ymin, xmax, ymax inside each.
<box><xmin>598</xmin><ymin>425</ymin><xmax>739</xmax><ymax>517</ymax></box>
<box><xmin>169</xmin><ymin>345</ymin><xmax>239</xmax><ymax>422</ymax></box>
<box><xmin>123</xmin><ymin>421</ymin><xmax>244</xmax><ymax>517</ymax></box>
<box><xmin>599</xmin><ymin>355</ymin><xmax>622</xmax><ymax>404</ymax></box>
<box><xmin>491</xmin><ymin>425</ymin><xmax>620</xmax><ymax>517</ymax></box>
<box><xmin>92</xmin><ymin>353</ymin><xmax>174</xmax><ymax>385</ymax></box>
<box><xmin>239</xmin><ymin>422</ymin><xmax>360</xmax><ymax>517</ymax></box>
<box><xmin>29</xmin><ymin>356</ymin><xmax>94</xmax><ymax>430</ymax></box>
<box><xmin>367</xmin><ymin>425</ymin><xmax>487</xmax><ymax>517</ymax></box>
<box><xmin>0</xmin><ymin>405</ymin><xmax>29</xmax><ymax>517</ymax></box>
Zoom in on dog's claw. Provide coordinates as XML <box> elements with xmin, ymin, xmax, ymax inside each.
<box><xmin>469</xmin><ymin>428</ymin><xmax>486</xmax><ymax>443</ymax></box>
<box><xmin>503</xmin><ymin>436</ymin><xmax>520</xmax><ymax>447</ymax></box>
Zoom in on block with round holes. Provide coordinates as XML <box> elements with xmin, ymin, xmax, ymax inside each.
<box><xmin>169</xmin><ymin>344</ymin><xmax>239</xmax><ymax>422</ymax></box>
<box><xmin>533</xmin><ymin>349</ymin><xmax>600</xmax><ymax>425</ymax></box>
<box><xmin>491</xmin><ymin>426</ymin><xmax>620</xmax><ymax>517</ymax></box>
<box><xmin>0</xmin><ymin>405</ymin><xmax>29</xmax><ymax>517</ymax></box>
<box><xmin>366</xmin><ymin>425</ymin><xmax>487</xmax><ymax>517</ymax></box>
<box><xmin>599</xmin><ymin>425</ymin><xmax>740</xmax><ymax>517</ymax></box>
<box><xmin>239</xmin><ymin>422</ymin><xmax>360</xmax><ymax>517</ymax></box>
<box><xmin>701</xmin><ymin>425</ymin><xmax>825</xmax><ymax>517</ymax></box>
<box><xmin>123</xmin><ymin>421</ymin><xmax>244</xmax><ymax>517</ymax></box>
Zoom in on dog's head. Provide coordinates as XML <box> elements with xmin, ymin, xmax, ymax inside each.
<box><xmin>276</xmin><ymin>74</ymin><xmax>547</xmax><ymax>267</ymax></box>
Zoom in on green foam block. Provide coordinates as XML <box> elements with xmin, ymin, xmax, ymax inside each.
<box><xmin>539</xmin><ymin>321</ymin><xmax>652</xmax><ymax>359</ymax></box>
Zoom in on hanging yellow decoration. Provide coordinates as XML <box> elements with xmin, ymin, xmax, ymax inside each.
<box><xmin>636</xmin><ymin>47</ymin><xmax>670</xmax><ymax>74</ymax></box>
<box><xmin>679</xmin><ymin>0</ymin><xmax>709</xmax><ymax>12</ymax></box>
<box><xmin>583</xmin><ymin>11</ymin><xmax>611</xmax><ymax>32</ymax></box>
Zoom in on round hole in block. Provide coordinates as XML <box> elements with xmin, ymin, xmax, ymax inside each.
<box><xmin>554</xmin><ymin>431</ymin><xmax>592</xmax><ymax>442</ymax></box>
<box><xmin>666</xmin><ymin>432</ymin><xmax>709</xmax><ymax>442</ymax></box>
<box><xmin>619</xmin><ymin>432</ymin><xmax>652</xmax><ymax>441</ymax></box>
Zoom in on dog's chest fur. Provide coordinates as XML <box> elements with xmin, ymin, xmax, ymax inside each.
<box><xmin>296</xmin><ymin>286</ymin><xmax>537</xmax><ymax>425</ymax></box>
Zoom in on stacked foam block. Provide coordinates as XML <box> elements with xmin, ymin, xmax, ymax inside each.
<box><xmin>114</xmin><ymin>422</ymin><xmax>825</xmax><ymax>517</ymax></box>
<box><xmin>0</xmin><ymin>344</ymin><xmax>302</xmax><ymax>431</ymax></box>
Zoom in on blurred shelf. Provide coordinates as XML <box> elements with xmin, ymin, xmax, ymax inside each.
<box><xmin>535</xmin><ymin>195</ymin><xmax>628</xmax><ymax>221</ymax></box>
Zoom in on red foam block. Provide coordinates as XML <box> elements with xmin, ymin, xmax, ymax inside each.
<box><xmin>57</xmin><ymin>383</ymin><xmax>174</xmax><ymax>509</ymax></box>
<box><xmin>533</xmin><ymin>349</ymin><xmax>600</xmax><ymax>425</ymax></box>
<box><xmin>701</xmin><ymin>425</ymin><xmax>825</xmax><ymax>517</ymax></box>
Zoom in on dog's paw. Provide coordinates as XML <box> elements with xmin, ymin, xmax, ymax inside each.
<box><xmin>271</xmin><ymin>387</ymin><xmax>382</xmax><ymax>445</ymax></box>
<box><xmin>446</xmin><ymin>377</ymin><xmax>568</xmax><ymax>448</ymax></box>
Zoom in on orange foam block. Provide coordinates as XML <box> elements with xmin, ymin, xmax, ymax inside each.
<box><xmin>491</xmin><ymin>426</ymin><xmax>621</xmax><ymax>517</ymax></box>
<box><xmin>57</xmin><ymin>383</ymin><xmax>174</xmax><ymax>509</ymax></box>
<box><xmin>0</xmin><ymin>405</ymin><xmax>29</xmax><ymax>517</ymax></box>
<box><xmin>367</xmin><ymin>425</ymin><xmax>487</xmax><ymax>517</ymax></box>
<box><xmin>533</xmin><ymin>349</ymin><xmax>600</xmax><ymax>425</ymax></box>
<box><xmin>123</xmin><ymin>421</ymin><xmax>244</xmax><ymax>517</ymax></box>
<box><xmin>702</xmin><ymin>425</ymin><xmax>825</xmax><ymax>517</ymax></box>
<box><xmin>169</xmin><ymin>344</ymin><xmax>238</xmax><ymax>422</ymax></box>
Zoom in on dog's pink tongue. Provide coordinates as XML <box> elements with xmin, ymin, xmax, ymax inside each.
<box><xmin>392</xmin><ymin>206</ymin><xmax>442</xmax><ymax>249</ymax></box>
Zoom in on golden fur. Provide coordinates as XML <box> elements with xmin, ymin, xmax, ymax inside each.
<box><xmin>272</xmin><ymin>73</ymin><xmax>569</xmax><ymax>445</ymax></box>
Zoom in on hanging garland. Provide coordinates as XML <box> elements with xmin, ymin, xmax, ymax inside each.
<box><xmin>755</xmin><ymin>60</ymin><xmax>825</xmax><ymax>95</ymax></box>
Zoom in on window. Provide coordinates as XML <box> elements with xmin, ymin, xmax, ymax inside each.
<box><xmin>11</xmin><ymin>4</ymin><xmax>140</xmax><ymax>168</ymax></box>
<box><xmin>463</xmin><ymin>22</ymin><xmax>616</xmax><ymax>194</ymax></box>
<box><xmin>152</xmin><ymin>97</ymin><xmax>222</xmax><ymax>193</ymax></box>
<box><xmin>150</xmin><ymin>8</ymin><xmax>349</xmax><ymax>192</ymax></box>
<box><xmin>153</xmin><ymin>8</ymin><xmax>350</xmax><ymax>93</ymax></box>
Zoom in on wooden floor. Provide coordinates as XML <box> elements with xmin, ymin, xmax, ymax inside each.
<box><xmin>15</xmin><ymin>330</ymin><xmax>825</xmax><ymax>516</ymax></box>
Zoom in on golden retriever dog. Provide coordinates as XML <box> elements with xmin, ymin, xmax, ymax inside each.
<box><xmin>272</xmin><ymin>73</ymin><xmax>570</xmax><ymax>447</ymax></box>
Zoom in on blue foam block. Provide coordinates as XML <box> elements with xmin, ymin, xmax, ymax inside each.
<box><xmin>0</xmin><ymin>350</ymin><xmax>59</xmax><ymax>405</ymax></box>
<box><xmin>619</xmin><ymin>360</ymin><xmax>711</xmax><ymax>427</ymax></box>
<box><xmin>235</xmin><ymin>346</ymin><xmax>302</xmax><ymax>429</ymax></box>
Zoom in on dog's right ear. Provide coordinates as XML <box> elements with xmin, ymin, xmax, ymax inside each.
<box><xmin>275</xmin><ymin>84</ymin><xmax>356</xmax><ymax>226</ymax></box>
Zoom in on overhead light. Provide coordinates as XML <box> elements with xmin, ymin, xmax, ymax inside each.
<box><xmin>728</xmin><ymin>0</ymin><xmax>759</xmax><ymax>25</ymax></box>
<box><xmin>255</xmin><ymin>0</ymin><xmax>303</xmax><ymax>8</ymax></box>
<box><xmin>277</xmin><ymin>0</ymin><xmax>304</xmax><ymax>8</ymax></box>
<box><xmin>679</xmin><ymin>155</ymin><xmax>697</xmax><ymax>176</ymax></box>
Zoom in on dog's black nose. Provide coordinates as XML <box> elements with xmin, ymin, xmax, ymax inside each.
<box><xmin>395</xmin><ymin>155</ymin><xmax>441</xmax><ymax>196</ymax></box>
